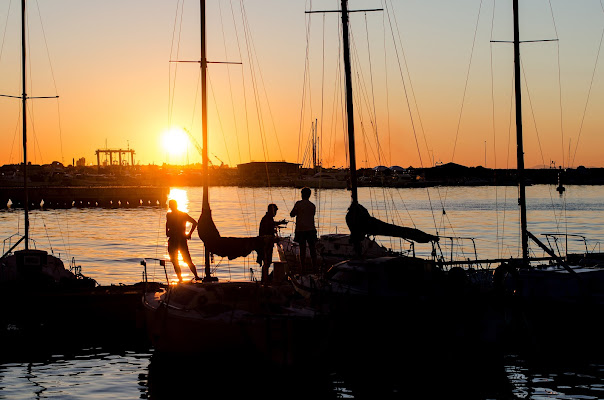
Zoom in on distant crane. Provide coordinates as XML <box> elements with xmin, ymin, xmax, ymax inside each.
<box><xmin>213</xmin><ymin>154</ymin><xmax>225</xmax><ymax>167</ymax></box>
<box><xmin>182</xmin><ymin>128</ymin><xmax>214</xmax><ymax>165</ymax></box>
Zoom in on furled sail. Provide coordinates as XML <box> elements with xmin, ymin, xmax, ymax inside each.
<box><xmin>346</xmin><ymin>202</ymin><xmax>439</xmax><ymax>244</ymax></box>
<box><xmin>197</xmin><ymin>210</ymin><xmax>271</xmax><ymax>260</ymax></box>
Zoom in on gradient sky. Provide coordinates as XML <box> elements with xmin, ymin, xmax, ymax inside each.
<box><xmin>1</xmin><ymin>0</ymin><xmax>603</xmax><ymax>170</ymax></box>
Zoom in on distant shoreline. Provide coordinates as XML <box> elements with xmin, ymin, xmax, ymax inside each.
<box><xmin>2</xmin><ymin>162</ymin><xmax>604</xmax><ymax>193</ymax></box>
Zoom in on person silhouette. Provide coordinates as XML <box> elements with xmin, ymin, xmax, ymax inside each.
<box><xmin>166</xmin><ymin>199</ymin><xmax>200</xmax><ymax>282</ymax></box>
<box><xmin>258</xmin><ymin>203</ymin><xmax>286</xmax><ymax>282</ymax></box>
<box><xmin>290</xmin><ymin>187</ymin><xmax>317</xmax><ymax>270</ymax></box>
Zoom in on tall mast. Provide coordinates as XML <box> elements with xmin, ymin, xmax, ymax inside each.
<box><xmin>312</xmin><ymin>119</ymin><xmax>317</xmax><ymax>170</ymax></box>
<box><xmin>513</xmin><ymin>0</ymin><xmax>529</xmax><ymax>263</ymax></box>
<box><xmin>200</xmin><ymin>0</ymin><xmax>212</xmax><ymax>278</ymax></box>
<box><xmin>21</xmin><ymin>0</ymin><xmax>29</xmax><ymax>250</ymax></box>
<box><xmin>305</xmin><ymin>1</ymin><xmax>380</xmax><ymax>203</ymax></box>
<box><xmin>201</xmin><ymin>0</ymin><xmax>208</xmax><ymax>212</ymax></box>
<box><xmin>341</xmin><ymin>0</ymin><xmax>358</xmax><ymax>204</ymax></box>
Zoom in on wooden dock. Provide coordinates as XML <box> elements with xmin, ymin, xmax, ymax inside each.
<box><xmin>0</xmin><ymin>186</ymin><xmax>169</xmax><ymax>209</ymax></box>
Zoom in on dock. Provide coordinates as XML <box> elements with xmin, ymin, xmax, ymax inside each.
<box><xmin>0</xmin><ymin>186</ymin><xmax>169</xmax><ymax>209</ymax></box>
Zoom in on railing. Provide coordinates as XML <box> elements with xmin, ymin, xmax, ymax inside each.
<box><xmin>141</xmin><ymin>258</ymin><xmax>168</xmax><ymax>286</ymax></box>
<box><xmin>433</xmin><ymin>236</ymin><xmax>483</xmax><ymax>269</ymax></box>
<box><xmin>542</xmin><ymin>233</ymin><xmax>591</xmax><ymax>258</ymax></box>
<box><xmin>1</xmin><ymin>234</ymin><xmax>38</xmax><ymax>260</ymax></box>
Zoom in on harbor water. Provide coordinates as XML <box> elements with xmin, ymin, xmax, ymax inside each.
<box><xmin>2</xmin><ymin>185</ymin><xmax>604</xmax><ymax>399</ymax></box>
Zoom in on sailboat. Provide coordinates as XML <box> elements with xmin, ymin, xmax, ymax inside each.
<box><xmin>493</xmin><ymin>0</ymin><xmax>604</xmax><ymax>357</ymax></box>
<box><xmin>0</xmin><ymin>1</ymin><xmax>150</xmax><ymax>353</ymax></box>
<box><xmin>274</xmin><ymin>2</ymin><xmax>512</xmax><ymax>373</ymax></box>
<box><xmin>277</xmin><ymin>4</ymin><xmax>440</xmax><ymax>279</ymax></box>
<box><xmin>0</xmin><ymin>1</ymin><xmax>97</xmax><ymax>291</ymax></box>
<box><xmin>141</xmin><ymin>0</ymin><xmax>323</xmax><ymax>365</ymax></box>
<box><xmin>282</xmin><ymin>1</ymin><xmax>469</xmax><ymax>299</ymax></box>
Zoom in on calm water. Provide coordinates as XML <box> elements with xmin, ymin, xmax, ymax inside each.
<box><xmin>2</xmin><ymin>184</ymin><xmax>604</xmax><ymax>399</ymax></box>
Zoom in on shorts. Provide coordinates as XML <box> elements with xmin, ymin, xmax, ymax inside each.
<box><xmin>168</xmin><ymin>237</ymin><xmax>188</xmax><ymax>253</ymax></box>
<box><xmin>294</xmin><ymin>229</ymin><xmax>317</xmax><ymax>245</ymax></box>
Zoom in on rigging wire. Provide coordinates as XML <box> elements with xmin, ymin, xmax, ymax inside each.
<box><xmin>384</xmin><ymin>0</ymin><xmax>440</xmax><ymax>237</ymax></box>
<box><xmin>320</xmin><ymin>12</ymin><xmax>326</xmax><ymax>171</ymax></box>
<box><xmin>449</xmin><ymin>0</ymin><xmax>484</xmax><ymax>166</ymax></box>
<box><xmin>33</xmin><ymin>0</ymin><xmax>64</xmax><ymax>165</ymax></box>
<box><xmin>547</xmin><ymin>0</ymin><xmax>565</xmax><ymax>170</ymax></box>
<box><xmin>240</xmin><ymin>1</ymin><xmax>272</xmax><ymax>196</ymax></box>
<box><xmin>364</xmin><ymin>12</ymin><xmax>381</xmax><ymax>168</ymax></box>
<box><xmin>441</xmin><ymin>0</ymin><xmax>484</xmax><ymax>225</ymax></box>
<box><xmin>168</xmin><ymin>0</ymin><xmax>185</xmax><ymax>134</ymax></box>
<box><xmin>298</xmin><ymin>0</ymin><xmax>315</xmax><ymax>176</ymax></box>
<box><xmin>520</xmin><ymin>59</ymin><xmax>564</xmax><ymax>234</ymax></box>
<box><xmin>20</xmin><ymin>1</ymin><xmax>74</xmax><ymax>261</ymax></box>
<box><xmin>0</xmin><ymin>0</ymin><xmax>11</xmax><ymax>63</ymax></box>
<box><xmin>570</xmin><ymin>0</ymin><xmax>604</xmax><ymax>168</ymax></box>
<box><xmin>488</xmin><ymin>0</ymin><xmax>501</xmax><ymax>258</ymax></box>
<box><xmin>239</xmin><ymin>1</ymin><xmax>292</xmax><ymax>215</ymax></box>
<box><xmin>229</xmin><ymin>0</ymin><xmax>257</xmax><ymax>234</ymax></box>
<box><xmin>1</xmin><ymin>1</ymin><xmax>22</xmax><ymax>165</ymax></box>
<box><xmin>165</xmin><ymin>1</ymin><xmax>294</xmax><ymax>275</ymax></box>
<box><xmin>381</xmin><ymin>1</ymin><xmax>392</xmax><ymax>167</ymax></box>
<box><xmin>8</xmin><ymin>109</ymin><xmax>21</xmax><ymax>166</ymax></box>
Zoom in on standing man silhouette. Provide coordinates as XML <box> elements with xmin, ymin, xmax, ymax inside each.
<box><xmin>166</xmin><ymin>199</ymin><xmax>200</xmax><ymax>282</ymax></box>
<box><xmin>258</xmin><ymin>203</ymin><xmax>285</xmax><ymax>282</ymax></box>
<box><xmin>290</xmin><ymin>187</ymin><xmax>318</xmax><ymax>270</ymax></box>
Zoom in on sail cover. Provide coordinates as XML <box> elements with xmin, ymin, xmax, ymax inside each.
<box><xmin>197</xmin><ymin>210</ymin><xmax>269</xmax><ymax>260</ymax></box>
<box><xmin>346</xmin><ymin>202</ymin><xmax>438</xmax><ymax>244</ymax></box>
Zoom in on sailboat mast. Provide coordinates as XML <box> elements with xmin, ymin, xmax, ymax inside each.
<box><xmin>200</xmin><ymin>0</ymin><xmax>212</xmax><ymax>277</ymax></box>
<box><xmin>312</xmin><ymin>119</ymin><xmax>317</xmax><ymax>170</ymax></box>
<box><xmin>201</xmin><ymin>0</ymin><xmax>209</xmax><ymax>211</ymax></box>
<box><xmin>21</xmin><ymin>0</ymin><xmax>29</xmax><ymax>250</ymax></box>
<box><xmin>341</xmin><ymin>0</ymin><xmax>358</xmax><ymax>204</ymax></box>
<box><xmin>513</xmin><ymin>0</ymin><xmax>529</xmax><ymax>263</ymax></box>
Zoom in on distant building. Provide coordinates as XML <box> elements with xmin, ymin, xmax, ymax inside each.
<box><xmin>76</xmin><ymin>157</ymin><xmax>86</xmax><ymax>167</ymax></box>
<box><xmin>237</xmin><ymin>161</ymin><xmax>299</xmax><ymax>176</ymax></box>
<box><xmin>236</xmin><ymin>161</ymin><xmax>299</xmax><ymax>186</ymax></box>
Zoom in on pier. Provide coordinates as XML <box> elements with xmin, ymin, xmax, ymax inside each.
<box><xmin>1</xmin><ymin>186</ymin><xmax>169</xmax><ymax>209</ymax></box>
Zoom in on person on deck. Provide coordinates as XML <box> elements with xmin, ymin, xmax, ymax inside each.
<box><xmin>290</xmin><ymin>187</ymin><xmax>318</xmax><ymax>270</ymax></box>
<box><xmin>166</xmin><ymin>199</ymin><xmax>200</xmax><ymax>282</ymax></box>
<box><xmin>258</xmin><ymin>203</ymin><xmax>286</xmax><ymax>282</ymax></box>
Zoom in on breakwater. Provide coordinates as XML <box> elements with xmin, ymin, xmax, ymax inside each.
<box><xmin>0</xmin><ymin>186</ymin><xmax>169</xmax><ymax>209</ymax></box>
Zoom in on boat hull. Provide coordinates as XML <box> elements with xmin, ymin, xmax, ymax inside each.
<box><xmin>142</xmin><ymin>281</ymin><xmax>325</xmax><ymax>366</ymax></box>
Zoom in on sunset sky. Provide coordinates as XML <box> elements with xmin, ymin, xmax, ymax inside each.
<box><xmin>1</xmin><ymin>0</ymin><xmax>603</xmax><ymax>170</ymax></box>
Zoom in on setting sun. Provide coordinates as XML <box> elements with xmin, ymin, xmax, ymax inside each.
<box><xmin>162</xmin><ymin>127</ymin><xmax>190</xmax><ymax>156</ymax></box>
